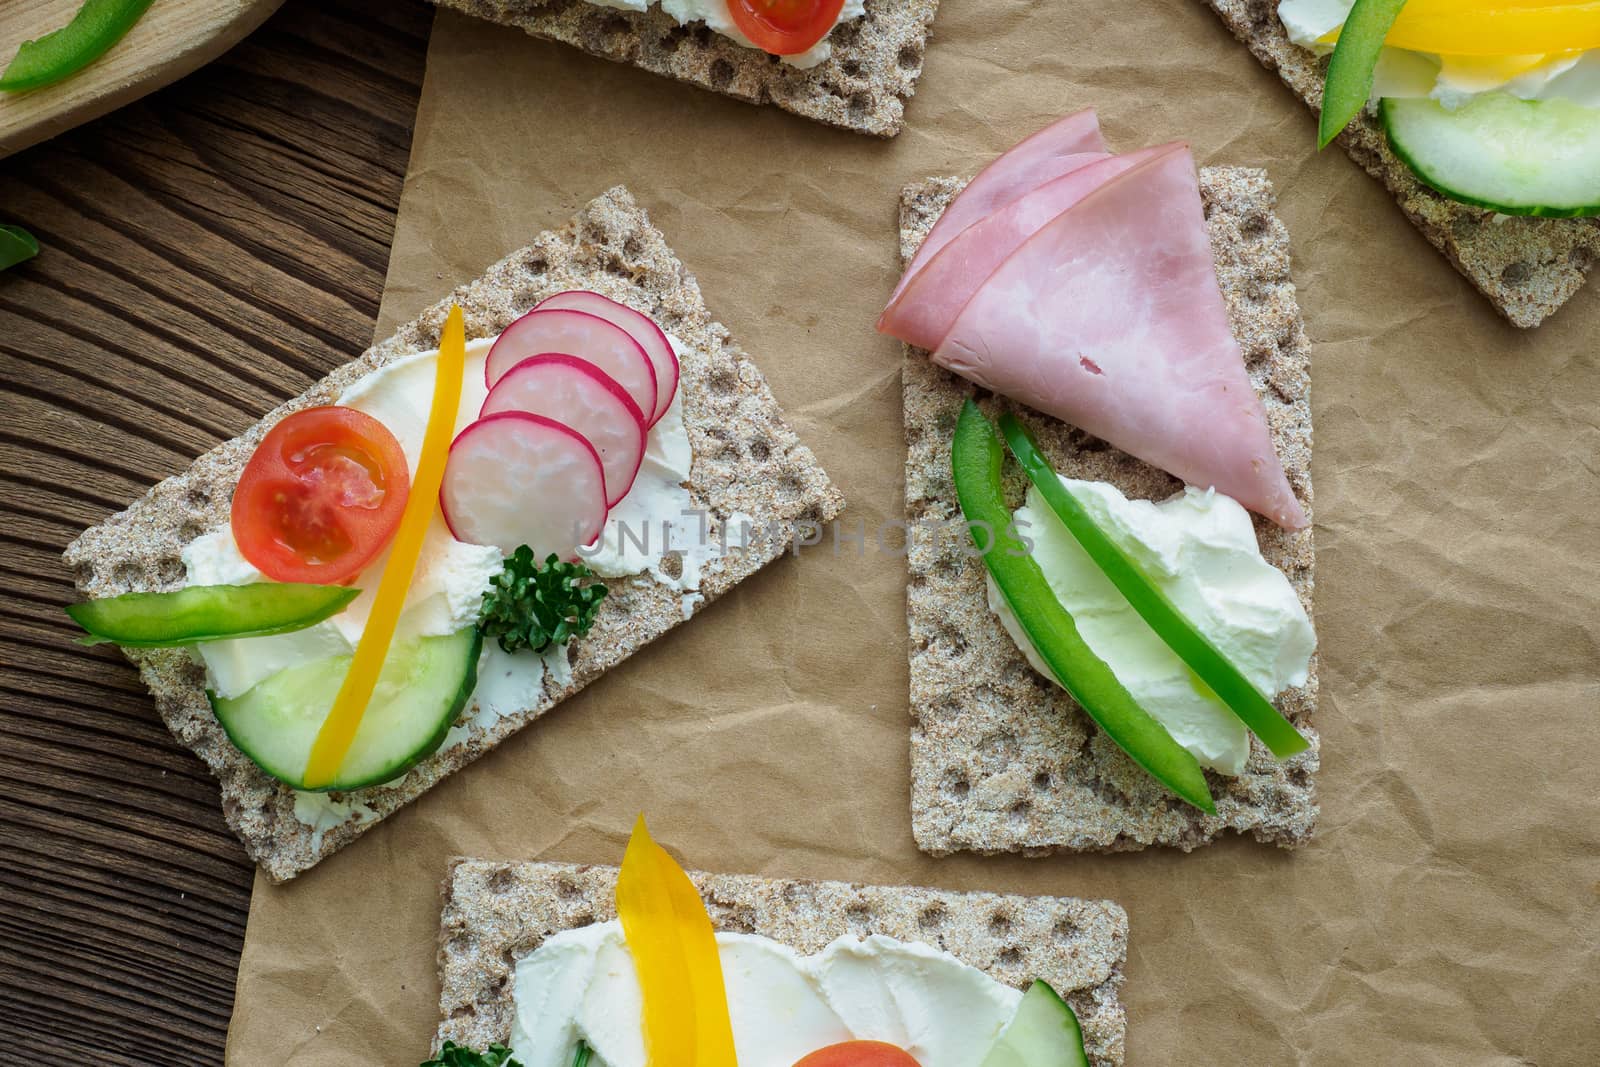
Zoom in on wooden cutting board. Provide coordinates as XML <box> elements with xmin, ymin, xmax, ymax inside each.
<box><xmin>0</xmin><ymin>0</ymin><xmax>286</xmax><ymax>158</ymax></box>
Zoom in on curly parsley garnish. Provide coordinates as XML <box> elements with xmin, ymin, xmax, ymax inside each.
<box><xmin>421</xmin><ymin>1041</ymin><xmax>522</xmax><ymax>1067</ymax></box>
<box><xmin>418</xmin><ymin>1040</ymin><xmax>590</xmax><ymax>1067</ymax></box>
<box><xmin>478</xmin><ymin>546</ymin><xmax>607</xmax><ymax>655</ymax></box>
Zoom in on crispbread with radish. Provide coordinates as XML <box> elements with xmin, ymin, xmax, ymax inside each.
<box><xmin>442</xmin><ymin>412</ymin><xmax>610</xmax><ymax>556</ymax></box>
<box><xmin>481</xmin><ymin>353</ymin><xmax>648</xmax><ymax>505</ymax></box>
<box><xmin>536</xmin><ymin>290</ymin><xmax>680</xmax><ymax>426</ymax></box>
<box><xmin>63</xmin><ymin>187</ymin><xmax>844</xmax><ymax>882</ymax></box>
<box><xmin>486</xmin><ymin>306</ymin><xmax>659</xmax><ymax>421</ymax></box>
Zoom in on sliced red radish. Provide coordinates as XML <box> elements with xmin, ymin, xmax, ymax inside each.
<box><xmin>482</xmin><ymin>354</ymin><xmax>647</xmax><ymax>508</ymax></box>
<box><xmin>535</xmin><ymin>291</ymin><xmax>679</xmax><ymax>426</ymax></box>
<box><xmin>486</xmin><ymin>308</ymin><xmax>657</xmax><ymax>423</ymax></box>
<box><xmin>441</xmin><ymin>413</ymin><xmax>608</xmax><ymax>559</ymax></box>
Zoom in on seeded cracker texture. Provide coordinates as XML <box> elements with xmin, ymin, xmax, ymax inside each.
<box><xmin>900</xmin><ymin>169</ymin><xmax>1319</xmax><ymax>856</ymax></box>
<box><xmin>62</xmin><ymin>188</ymin><xmax>844</xmax><ymax>883</ymax></box>
<box><xmin>427</xmin><ymin>0</ymin><xmax>939</xmax><ymax>137</ymax></box>
<box><xmin>1202</xmin><ymin>0</ymin><xmax>1600</xmax><ymax>328</ymax></box>
<box><xmin>435</xmin><ymin>860</ymin><xmax>1129</xmax><ymax>1066</ymax></box>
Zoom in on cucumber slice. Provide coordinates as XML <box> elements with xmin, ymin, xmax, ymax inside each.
<box><xmin>980</xmin><ymin>980</ymin><xmax>1090</xmax><ymax>1067</ymax></box>
<box><xmin>1382</xmin><ymin>93</ymin><xmax>1600</xmax><ymax>218</ymax></box>
<box><xmin>209</xmin><ymin>628</ymin><xmax>481</xmax><ymax>791</ymax></box>
<box><xmin>67</xmin><ymin>582</ymin><xmax>360</xmax><ymax>647</ymax></box>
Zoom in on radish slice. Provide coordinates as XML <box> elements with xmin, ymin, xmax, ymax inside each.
<box><xmin>536</xmin><ymin>291</ymin><xmax>679</xmax><ymax>426</ymax></box>
<box><xmin>486</xmin><ymin>308</ymin><xmax>657</xmax><ymax>422</ymax></box>
<box><xmin>482</xmin><ymin>354</ymin><xmax>647</xmax><ymax>508</ymax></box>
<box><xmin>440</xmin><ymin>413</ymin><xmax>608</xmax><ymax>559</ymax></box>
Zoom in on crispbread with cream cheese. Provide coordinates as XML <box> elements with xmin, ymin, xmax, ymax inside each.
<box><xmin>900</xmin><ymin>167</ymin><xmax>1319</xmax><ymax>856</ymax></box>
<box><xmin>435</xmin><ymin>859</ymin><xmax>1129</xmax><ymax>1065</ymax></box>
<box><xmin>1201</xmin><ymin>0</ymin><xmax>1600</xmax><ymax>329</ymax></box>
<box><xmin>63</xmin><ymin>187</ymin><xmax>844</xmax><ymax>883</ymax></box>
<box><xmin>427</xmin><ymin>0</ymin><xmax>939</xmax><ymax>138</ymax></box>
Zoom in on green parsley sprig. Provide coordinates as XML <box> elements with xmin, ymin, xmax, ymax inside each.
<box><xmin>418</xmin><ymin>1040</ymin><xmax>590</xmax><ymax>1067</ymax></box>
<box><xmin>421</xmin><ymin>1041</ymin><xmax>522</xmax><ymax>1067</ymax></box>
<box><xmin>478</xmin><ymin>546</ymin><xmax>607</xmax><ymax>655</ymax></box>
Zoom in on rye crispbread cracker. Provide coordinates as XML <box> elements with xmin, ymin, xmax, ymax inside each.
<box><xmin>1202</xmin><ymin>0</ymin><xmax>1600</xmax><ymax>328</ymax></box>
<box><xmin>63</xmin><ymin>187</ymin><xmax>844</xmax><ymax>883</ymax></box>
<box><xmin>900</xmin><ymin>168</ymin><xmax>1319</xmax><ymax>856</ymax></box>
<box><xmin>436</xmin><ymin>860</ymin><xmax>1130</xmax><ymax>1066</ymax></box>
<box><xmin>428</xmin><ymin>0</ymin><xmax>939</xmax><ymax>137</ymax></box>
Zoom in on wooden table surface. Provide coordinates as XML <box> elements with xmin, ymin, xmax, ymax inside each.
<box><xmin>0</xmin><ymin>2</ymin><xmax>431</xmax><ymax>1059</ymax></box>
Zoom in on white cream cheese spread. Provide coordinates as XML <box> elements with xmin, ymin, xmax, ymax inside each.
<box><xmin>988</xmin><ymin>480</ymin><xmax>1315</xmax><ymax>776</ymax></box>
<box><xmin>181</xmin><ymin>329</ymin><xmax>713</xmax><ymax>825</ymax></box>
<box><xmin>588</xmin><ymin>0</ymin><xmax>866</xmax><ymax>69</ymax></box>
<box><xmin>1278</xmin><ymin>0</ymin><xmax>1600</xmax><ymax>109</ymax></box>
<box><xmin>508</xmin><ymin>921</ymin><xmax>1020</xmax><ymax>1067</ymax></box>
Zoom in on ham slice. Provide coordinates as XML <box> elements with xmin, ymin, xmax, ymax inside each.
<box><xmin>879</xmin><ymin>144</ymin><xmax>1186</xmax><ymax>351</ymax></box>
<box><xmin>933</xmin><ymin>147</ymin><xmax>1308</xmax><ymax>530</ymax></box>
<box><xmin>887</xmin><ymin>109</ymin><xmax>1108</xmax><ymax>306</ymax></box>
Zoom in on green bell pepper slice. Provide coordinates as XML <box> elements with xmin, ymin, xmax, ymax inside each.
<box><xmin>1</xmin><ymin>0</ymin><xmax>157</xmax><ymax>93</ymax></box>
<box><xmin>0</xmin><ymin>226</ymin><xmax>40</xmax><ymax>270</ymax></box>
<box><xmin>999</xmin><ymin>412</ymin><xmax>1310</xmax><ymax>761</ymax></box>
<box><xmin>66</xmin><ymin>582</ymin><xmax>361</xmax><ymax>648</ymax></box>
<box><xmin>951</xmin><ymin>400</ymin><xmax>1216</xmax><ymax>814</ymax></box>
<box><xmin>1318</xmin><ymin>0</ymin><xmax>1410</xmax><ymax>149</ymax></box>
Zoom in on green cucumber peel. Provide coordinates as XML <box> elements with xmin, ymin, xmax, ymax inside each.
<box><xmin>571</xmin><ymin>1043</ymin><xmax>592</xmax><ymax>1067</ymax></box>
<box><xmin>979</xmin><ymin>979</ymin><xmax>1089</xmax><ymax>1067</ymax></box>
<box><xmin>0</xmin><ymin>225</ymin><xmax>40</xmax><ymax>270</ymax></box>
<box><xmin>209</xmin><ymin>628</ymin><xmax>481</xmax><ymax>792</ymax></box>
<box><xmin>999</xmin><ymin>413</ymin><xmax>1309</xmax><ymax>761</ymax></box>
<box><xmin>1382</xmin><ymin>94</ymin><xmax>1600</xmax><ymax>218</ymax></box>
<box><xmin>0</xmin><ymin>0</ymin><xmax>157</xmax><ymax>93</ymax></box>
<box><xmin>951</xmin><ymin>400</ymin><xmax>1215</xmax><ymax>814</ymax></box>
<box><xmin>66</xmin><ymin>582</ymin><xmax>361</xmax><ymax>648</ymax></box>
<box><xmin>1318</xmin><ymin>0</ymin><xmax>1409</xmax><ymax>149</ymax></box>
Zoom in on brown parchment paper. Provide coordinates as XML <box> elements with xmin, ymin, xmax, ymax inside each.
<box><xmin>224</xmin><ymin>2</ymin><xmax>1600</xmax><ymax>1063</ymax></box>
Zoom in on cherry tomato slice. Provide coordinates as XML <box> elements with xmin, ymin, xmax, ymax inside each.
<box><xmin>232</xmin><ymin>406</ymin><xmax>410</xmax><ymax>585</ymax></box>
<box><xmin>728</xmin><ymin>0</ymin><xmax>848</xmax><ymax>56</ymax></box>
<box><xmin>793</xmin><ymin>1041</ymin><xmax>921</xmax><ymax>1067</ymax></box>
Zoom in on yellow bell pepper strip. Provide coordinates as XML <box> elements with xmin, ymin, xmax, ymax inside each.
<box><xmin>1385</xmin><ymin>2</ymin><xmax>1600</xmax><ymax>56</ymax></box>
<box><xmin>950</xmin><ymin>401</ymin><xmax>1216</xmax><ymax>814</ymax></box>
<box><xmin>615</xmin><ymin>816</ymin><xmax>738</xmax><ymax>1067</ymax></box>
<box><xmin>0</xmin><ymin>0</ymin><xmax>157</xmax><ymax>93</ymax></box>
<box><xmin>999</xmin><ymin>413</ymin><xmax>1310</xmax><ymax>761</ymax></box>
<box><xmin>302</xmin><ymin>305</ymin><xmax>467</xmax><ymax>788</ymax></box>
<box><xmin>1319</xmin><ymin>0</ymin><xmax>1411</xmax><ymax>148</ymax></box>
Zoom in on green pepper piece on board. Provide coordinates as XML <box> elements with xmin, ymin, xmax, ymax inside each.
<box><xmin>0</xmin><ymin>226</ymin><xmax>40</xmax><ymax>270</ymax></box>
<box><xmin>1318</xmin><ymin>0</ymin><xmax>1410</xmax><ymax>149</ymax></box>
<box><xmin>0</xmin><ymin>0</ymin><xmax>158</xmax><ymax>93</ymax></box>
<box><xmin>66</xmin><ymin>582</ymin><xmax>361</xmax><ymax>648</ymax></box>
<box><xmin>950</xmin><ymin>400</ymin><xmax>1216</xmax><ymax>814</ymax></box>
<box><xmin>999</xmin><ymin>412</ymin><xmax>1311</xmax><ymax>761</ymax></box>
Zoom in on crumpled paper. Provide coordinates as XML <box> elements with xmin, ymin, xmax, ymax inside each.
<box><xmin>224</xmin><ymin>2</ymin><xmax>1600</xmax><ymax>1063</ymax></box>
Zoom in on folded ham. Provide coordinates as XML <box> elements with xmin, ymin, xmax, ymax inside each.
<box><xmin>879</xmin><ymin>143</ymin><xmax>1185</xmax><ymax>351</ymax></box>
<box><xmin>927</xmin><ymin>146</ymin><xmax>1306</xmax><ymax>529</ymax></box>
<box><xmin>887</xmin><ymin>108</ymin><xmax>1108</xmax><ymax>307</ymax></box>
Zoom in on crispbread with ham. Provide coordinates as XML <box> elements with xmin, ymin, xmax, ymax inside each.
<box><xmin>435</xmin><ymin>859</ymin><xmax>1131</xmax><ymax>1065</ymax></box>
<box><xmin>63</xmin><ymin>187</ymin><xmax>844</xmax><ymax>882</ymax></box>
<box><xmin>929</xmin><ymin>145</ymin><xmax>1305</xmax><ymax>531</ymax></box>
<box><xmin>899</xmin><ymin>168</ymin><xmax>1319</xmax><ymax>855</ymax></box>
<box><xmin>1202</xmin><ymin>0</ymin><xmax>1600</xmax><ymax>329</ymax></box>
<box><xmin>428</xmin><ymin>0</ymin><xmax>940</xmax><ymax>138</ymax></box>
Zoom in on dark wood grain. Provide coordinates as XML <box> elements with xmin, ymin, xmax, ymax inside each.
<box><xmin>0</xmin><ymin>2</ymin><xmax>431</xmax><ymax>1060</ymax></box>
